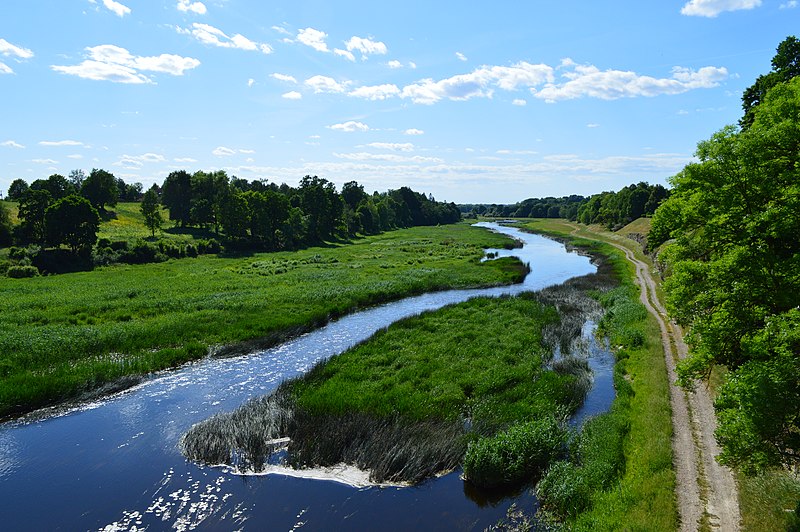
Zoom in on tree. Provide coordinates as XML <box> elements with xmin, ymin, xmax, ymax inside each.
<box><xmin>651</xmin><ymin>77</ymin><xmax>800</xmax><ymax>473</ymax></box>
<box><xmin>0</xmin><ymin>201</ymin><xmax>12</xmax><ymax>247</ymax></box>
<box><xmin>140</xmin><ymin>187</ymin><xmax>163</xmax><ymax>237</ymax></box>
<box><xmin>45</xmin><ymin>194</ymin><xmax>100</xmax><ymax>253</ymax></box>
<box><xmin>68</xmin><ymin>169</ymin><xmax>86</xmax><ymax>190</ymax></box>
<box><xmin>341</xmin><ymin>181</ymin><xmax>367</xmax><ymax>211</ymax></box>
<box><xmin>17</xmin><ymin>188</ymin><xmax>52</xmax><ymax>244</ymax></box>
<box><xmin>81</xmin><ymin>168</ymin><xmax>119</xmax><ymax>211</ymax></box>
<box><xmin>7</xmin><ymin>178</ymin><xmax>29</xmax><ymax>201</ymax></box>
<box><xmin>161</xmin><ymin>170</ymin><xmax>193</xmax><ymax>227</ymax></box>
<box><xmin>741</xmin><ymin>35</ymin><xmax>800</xmax><ymax>128</ymax></box>
<box><xmin>31</xmin><ymin>174</ymin><xmax>76</xmax><ymax>200</ymax></box>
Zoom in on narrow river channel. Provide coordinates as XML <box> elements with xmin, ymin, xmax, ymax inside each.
<box><xmin>0</xmin><ymin>223</ymin><xmax>611</xmax><ymax>531</ymax></box>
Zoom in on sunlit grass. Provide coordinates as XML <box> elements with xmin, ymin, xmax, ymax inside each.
<box><xmin>0</xmin><ymin>223</ymin><xmax>524</xmax><ymax>417</ymax></box>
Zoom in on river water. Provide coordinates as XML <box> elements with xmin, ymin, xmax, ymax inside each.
<box><xmin>0</xmin><ymin>223</ymin><xmax>611</xmax><ymax>531</ymax></box>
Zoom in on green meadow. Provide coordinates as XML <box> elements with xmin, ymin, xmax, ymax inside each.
<box><xmin>0</xmin><ymin>222</ymin><xmax>524</xmax><ymax>418</ymax></box>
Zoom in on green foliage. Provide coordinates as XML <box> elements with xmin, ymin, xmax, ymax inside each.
<box><xmin>463</xmin><ymin>416</ymin><xmax>568</xmax><ymax>488</ymax></box>
<box><xmin>7</xmin><ymin>178</ymin><xmax>29</xmax><ymax>201</ymax></box>
<box><xmin>45</xmin><ymin>194</ymin><xmax>100</xmax><ymax>253</ymax></box>
<box><xmin>738</xmin><ymin>469</ymin><xmax>800</xmax><ymax>531</ymax></box>
<box><xmin>576</xmin><ymin>182</ymin><xmax>668</xmax><ymax>230</ymax></box>
<box><xmin>139</xmin><ymin>188</ymin><xmax>162</xmax><ymax>237</ymax></box>
<box><xmin>81</xmin><ymin>168</ymin><xmax>119</xmax><ymax>211</ymax></box>
<box><xmin>741</xmin><ymin>35</ymin><xmax>800</xmax><ymax>128</ymax></box>
<box><xmin>653</xmin><ymin>76</ymin><xmax>800</xmax><ymax>472</ymax></box>
<box><xmin>17</xmin><ymin>188</ymin><xmax>52</xmax><ymax>244</ymax></box>
<box><xmin>7</xmin><ymin>265</ymin><xmax>39</xmax><ymax>278</ymax></box>
<box><xmin>0</xmin><ymin>201</ymin><xmax>12</xmax><ymax>247</ymax></box>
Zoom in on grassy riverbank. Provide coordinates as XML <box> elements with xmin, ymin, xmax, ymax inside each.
<box><xmin>0</xmin><ymin>223</ymin><xmax>524</xmax><ymax>418</ymax></box>
<box><xmin>518</xmin><ymin>219</ymin><xmax>677</xmax><ymax>530</ymax></box>
<box><xmin>182</xmin><ymin>268</ymin><xmax>613</xmax><ymax>484</ymax></box>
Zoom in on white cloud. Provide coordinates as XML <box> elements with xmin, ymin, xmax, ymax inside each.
<box><xmin>533</xmin><ymin>62</ymin><xmax>728</xmax><ymax>101</ymax></box>
<box><xmin>404</xmin><ymin>128</ymin><xmax>424</xmax><ymax>135</ymax></box>
<box><xmin>305</xmin><ymin>75</ymin><xmax>349</xmax><ymax>93</ymax></box>
<box><xmin>387</xmin><ymin>60</ymin><xmax>403</xmax><ymax>69</ymax></box>
<box><xmin>409</xmin><ymin>62</ymin><xmax>417</xmax><ymax>69</ymax></box>
<box><xmin>67</xmin><ymin>154</ymin><xmax>84</xmax><ymax>159</ymax></box>
<box><xmin>780</xmin><ymin>0</ymin><xmax>797</xmax><ymax>8</ymax></box>
<box><xmin>456</xmin><ymin>52</ymin><xmax>467</xmax><ymax>62</ymax></box>
<box><xmin>181</xmin><ymin>23</ymin><xmax>272</xmax><ymax>54</ymax></box>
<box><xmin>52</xmin><ymin>44</ymin><xmax>200</xmax><ymax>83</ymax></box>
<box><xmin>401</xmin><ymin>61</ymin><xmax>554</xmax><ymax>104</ymax></box>
<box><xmin>101</xmin><ymin>0</ymin><xmax>131</xmax><ymax>17</ymax></box>
<box><xmin>328</xmin><ymin>121</ymin><xmax>370</xmax><ymax>132</ymax></box>
<box><xmin>1</xmin><ymin>140</ymin><xmax>25</xmax><ymax>148</ymax></box>
<box><xmin>247</xmin><ymin>78</ymin><xmax>254</xmax><ymax>87</ymax></box>
<box><xmin>297</xmin><ymin>27</ymin><xmax>328</xmax><ymax>52</ymax></box>
<box><xmin>680</xmin><ymin>0</ymin><xmax>761</xmax><ymax>17</ymax></box>
<box><xmin>0</xmin><ymin>62</ymin><xmax>12</xmax><ymax>74</ymax></box>
<box><xmin>333</xmin><ymin>152</ymin><xmax>442</xmax><ymax>163</ymax></box>
<box><xmin>174</xmin><ymin>157</ymin><xmax>197</xmax><ymax>163</ymax></box>
<box><xmin>271</xmin><ymin>73</ymin><xmax>297</xmax><ymax>83</ymax></box>
<box><xmin>334</xmin><ymin>48</ymin><xmax>356</xmax><ymax>61</ymax></box>
<box><xmin>177</xmin><ymin>0</ymin><xmax>207</xmax><ymax>14</ymax></box>
<box><xmin>39</xmin><ymin>140</ymin><xmax>84</xmax><ymax>146</ymax></box>
<box><xmin>586</xmin><ymin>123</ymin><xmax>600</xmax><ymax>128</ymax></box>
<box><xmin>213</xmin><ymin>146</ymin><xmax>236</xmax><ymax>156</ymax></box>
<box><xmin>348</xmin><ymin>84</ymin><xmax>400</xmax><ymax>100</ymax></box>
<box><xmin>32</xmin><ymin>158</ymin><xmax>58</xmax><ymax>164</ymax></box>
<box><xmin>345</xmin><ymin>36</ymin><xmax>387</xmax><ymax>58</ymax></box>
<box><xmin>272</xmin><ymin>25</ymin><xmax>292</xmax><ymax>36</ymax></box>
<box><xmin>512</xmin><ymin>98</ymin><xmax>527</xmax><ymax>106</ymax></box>
<box><xmin>282</xmin><ymin>91</ymin><xmax>302</xmax><ymax>99</ymax></box>
<box><xmin>0</xmin><ymin>38</ymin><xmax>34</xmax><ymax>59</ymax></box>
<box><xmin>366</xmin><ymin>142</ymin><xmax>414</xmax><ymax>152</ymax></box>
<box><xmin>115</xmin><ymin>152</ymin><xmax>166</xmax><ymax>168</ymax></box>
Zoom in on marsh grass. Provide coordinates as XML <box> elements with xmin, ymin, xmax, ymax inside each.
<box><xmin>0</xmin><ymin>224</ymin><xmax>525</xmax><ymax>418</ymax></box>
<box><xmin>182</xmin><ymin>257</ymin><xmax>617</xmax><ymax>485</ymax></box>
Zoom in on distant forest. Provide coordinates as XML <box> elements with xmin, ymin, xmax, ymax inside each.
<box><xmin>460</xmin><ymin>181</ymin><xmax>669</xmax><ymax>230</ymax></box>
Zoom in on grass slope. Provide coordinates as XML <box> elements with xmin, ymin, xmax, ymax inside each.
<box><xmin>518</xmin><ymin>219</ymin><xmax>677</xmax><ymax>531</ymax></box>
<box><xmin>0</xmin><ymin>223</ymin><xmax>524</xmax><ymax>418</ymax></box>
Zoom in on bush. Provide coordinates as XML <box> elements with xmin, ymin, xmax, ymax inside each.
<box><xmin>197</xmin><ymin>238</ymin><xmax>221</xmax><ymax>254</ymax></box>
<box><xmin>7</xmin><ymin>265</ymin><xmax>39</xmax><ymax>278</ymax></box>
<box><xmin>462</xmin><ymin>416</ymin><xmax>568</xmax><ymax>488</ymax></box>
<box><xmin>119</xmin><ymin>241</ymin><xmax>166</xmax><ymax>264</ymax></box>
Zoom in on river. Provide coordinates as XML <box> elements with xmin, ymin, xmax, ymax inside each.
<box><xmin>0</xmin><ymin>223</ymin><xmax>612</xmax><ymax>531</ymax></box>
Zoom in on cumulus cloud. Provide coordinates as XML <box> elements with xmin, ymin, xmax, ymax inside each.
<box><xmin>174</xmin><ymin>157</ymin><xmax>197</xmax><ymax>163</ymax></box>
<box><xmin>177</xmin><ymin>0</ymin><xmax>207</xmax><ymax>14</ymax></box>
<box><xmin>0</xmin><ymin>38</ymin><xmax>34</xmax><ymax>74</ymax></box>
<box><xmin>328</xmin><ymin>121</ymin><xmax>370</xmax><ymax>132</ymax></box>
<box><xmin>271</xmin><ymin>73</ymin><xmax>297</xmax><ymax>83</ymax></box>
<box><xmin>52</xmin><ymin>44</ymin><xmax>200</xmax><ymax>83</ymax></box>
<box><xmin>680</xmin><ymin>0</ymin><xmax>761</xmax><ymax>17</ymax></box>
<box><xmin>780</xmin><ymin>0</ymin><xmax>797</xmax><ymax>8</ymax></box>
<box><xmin>533</xmin><ymin>61</ymin><xmax>728</xmax><ymax>101</ymax></box>
<box><xmin>366</xmin><ymin>142</ymin><xmax>414</xmax><ymax>152</ymax></box>
<box><xmin>387</xmin><ymin>60</ymin><xmax>403</xmax><ymax>69</ymax></box>
<box><xmin>297</xmin><ymin>27</ymin><xmax>328</xmax><ymax>52</ymax></box>
<box><xmin>305</xmin><ymin>75</ymin><xmax>349</xmax><ymax>93</ymax></box>
<box><xmin>247</xmin><ymin>78</ymin><xmax>254</xmax><ymax>87</ymax></box>
<box><xmin>349</xmin><ymin>84</ymin><xmax>400</xmax><ymax>100</ymax></box>
<box><xmin>100</xmin><ymin>0</ymin><xmax>131</xmax><ymax>17</ymax></box>
<box><xmin>213</xmin><ymin>146</ymin><xmax>236</xmax><ymax>156</ymax></box>
<box><xmin>404</xmin><ymin>128</ymin><xmax>424</xmax><ymax>135</ymax></box>
<box><xmin>456</xmin><ymin>52</ymin><xmax>467</xmax><ymax>62</ymax></box>
<box><xmin>512</xmin><ymin>98</ymin><xmax>527</xmax><ymax>106</ymax></box>
<box><xmin>39</xmin><ymin>140</ymin><xmax>84</xmax><ymax>146</ymax></box>
<box><xmin>282</xmin><ymin>91</ymin><xmax>302</xmax><ymax>99</ymax></box>
<box><xmin>32</xmin><ymin>158</ymin><xmax>58</xmax><ymax>165</ymax></box>
<box><xmin>401</xmin><ymin>61</ymin><xmax>553</xmax><ymax>104</ymax></box>
<box><xmin>2</xmin><ymin>140</ymin><xmax>25</xmax><ymax>148</ymax></box>
<box><xmin>334</xmin><ymin>48</ymin><xmax>356</xmax><ymax>61</ymax></box>
<box><xmin>115</xmin><ymin>152</ymin><xmax>166</xmax><ymax>168</ymax></box>
<box><xmin>333</xmin><ymin>152</ymin><xmax>442</xmax><ymax>163</ymax></box>
<box><xmin>179</xmin><ymin>23</ymin><xmax>272</xmax><ymax>54</ymax></box>
<box><xmin>345</xmin><ymin>36</ymin><xmax>387</xmax><ymax>58</ymax></box>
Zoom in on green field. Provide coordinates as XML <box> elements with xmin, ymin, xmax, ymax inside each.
<box><xmin>0</xmin><ymin>222</ymin><xmax>525</xmax><ymax>418</ymax></box>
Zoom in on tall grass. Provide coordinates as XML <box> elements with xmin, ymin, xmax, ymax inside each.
<box><xmin>182</xmin><ymin>277</ymin><xmax>614</xmax><ymax>484</ymax></box>
<box><xmin>0</xmin><ymin>224</ymin><xmax>525</xmax><ymax>418</ymax></box>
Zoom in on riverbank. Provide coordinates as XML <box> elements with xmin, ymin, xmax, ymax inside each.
<box><xmin>0</xmin><ymin>223</ymin><xmax>525</xmax><ymax>419</ymax></box>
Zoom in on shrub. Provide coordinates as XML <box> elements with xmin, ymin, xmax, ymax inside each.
<box><xmin>462</xmin><ymin>416</ymin><xmax>568</xmax><ymax>488</ymax></box>
<box><xmin>119</xmin><ymin>241</ymin><xmax>166</xmax><ymax>264</ymax></box>
<box><xmin>7</xmin><ymin>265</ymin><xmax>39</xmax><ymax>278</ymax></box>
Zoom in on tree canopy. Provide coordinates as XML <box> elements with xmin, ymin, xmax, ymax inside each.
<box><xmin>650</xmin><ymin>76</ymin><xmax>800</xmax><ymax>473</ymax></box>
<box><xmin>45</xmin><ymin>194</ymin><xmax>100</xmax><ymax>253</ymax></box>
<box><xmin>81</xmin><ymin>168</ymin><xmax>119</xmax><ymax>211</ymax></box>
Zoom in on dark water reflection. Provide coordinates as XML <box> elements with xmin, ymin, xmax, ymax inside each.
<box><xmin>0</xmin><ymin>223</ymin><xmax>612</xmax><ymax>531</ymax></box>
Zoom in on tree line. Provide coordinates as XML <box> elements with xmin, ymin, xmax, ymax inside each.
<box><xmin>648</xmin><ymin>36</ymin><xmax>800</xmax><ymax>475</ymax></box>
<box><xmin>1</xmin><ymin>168</ymin><xmax>461</xmax><ymax>274</ymax></box>
<box><xmin>461</xmin><ymin>182</ymin><xmax>668</xmax><ymax>230</ymax></box>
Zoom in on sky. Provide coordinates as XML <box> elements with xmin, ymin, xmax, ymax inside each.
<box><xmin>0</xmin><ymin>1</ymin><xmax>797</xmax><ymax>204</ymax></box>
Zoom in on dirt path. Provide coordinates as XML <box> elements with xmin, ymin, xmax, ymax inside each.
<box><xmin>567</xmin><ymin>224</ymin><xmax>741</xmax><ymax>531</ymax></box>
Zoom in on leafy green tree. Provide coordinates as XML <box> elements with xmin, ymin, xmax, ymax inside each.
<box><xmin>741</xmin><ymin>35</ymin><xmax>800</xmax><ymax>128</ymax></box>
<box><xmin>0</xmin><ymin>201</ymin><xmax>12</xmax><ymax>247</ymax></box>
<box><xmin>7</xmin><ymin>178</ymin><xmax>29</xmax><ymax>201</ymax></box>
<box><xmin>31</xmin><ymin>174</ymin><xmax>76</xmax><ymax>200</ymax></box>
<box><xmin>161</xmin><ymin>170</ymin><xmax>193</xmax><ymax>227</ymax></box>
<box><xmin>217</xmin><ymin>190</ymin><xmax>249</xmax><ymax>238</ymax></box>
<box><xmin>81</xmin><ymin>168</ymin><xmax>119</xmax><ymax>211</ymax></box>
<box><xmin>652</xmin><ymin>77</ymin><xmax>800</xmax><ymax>473</ymax></box>
<box><xmin>68</xmin><ymin>169</ymin><xmax>86</xmax><ymax>190</ymax></box>
<box><xmin>298</xmin><ymin>175</ymin><xmax>342</xmax><ymax>241</ymax></box>
<box><xmin>17</xmin><ymin>188</ymin><xmax>52</xmax><ymax>244</ymax></box>
<box><xmin>45</xmin><ymin>194</ymin><xmax>100</xmax><ymax>253</ymax></box>
<box><xmin>341</xmin><ymin>180</ymin><xmax>367</xmax><ymax>211</ymax></box>
<box><xmin>140</xmin><ymin>187</ymin><xmax>163</xmax><ymax>237</ymax></box>
<box><xmin>246</xmin><ymin>190</ymin><xmax>290</xmax><ymax>248</ymax></box>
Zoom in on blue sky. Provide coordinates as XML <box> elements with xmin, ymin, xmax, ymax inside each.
<box><xmin>1</xmin><ymin>1</ymin><xmax>797</xmax><ymax>203</ymax></box>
